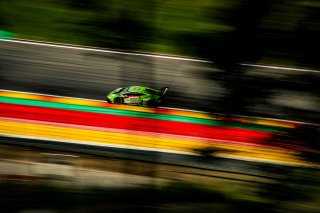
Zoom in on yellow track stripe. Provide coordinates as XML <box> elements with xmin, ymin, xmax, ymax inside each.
<box><xmin>0</xmin><ymin>120</ymin><xmax>302</xmax><ymax>164</ymax></box>
<box><xmin>0</xmin><ymin>92</ymin><xmax>45</xmax><ymax>101</ymax></box>
<box><xmin>163</xmin><ymin>110</ymin><xmax>212</xmax><ymax>119</ymax></box>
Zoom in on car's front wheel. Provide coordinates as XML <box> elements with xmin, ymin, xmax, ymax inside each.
<box><xmin>114</xmin><ymin>97</ymin><xmax>123</xmax><ymax>104</ymax></box>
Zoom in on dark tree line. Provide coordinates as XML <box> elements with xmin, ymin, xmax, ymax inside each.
<box><xmin>178</xmin><ymin>0</ymin><xmax>320</xmax><ymax>122</ymax></box>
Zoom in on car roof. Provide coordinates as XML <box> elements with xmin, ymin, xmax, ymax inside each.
<box><xmin>128</xmin><ymin>86</ymin><xmax>146</xmax><ymax>92</ymax></box>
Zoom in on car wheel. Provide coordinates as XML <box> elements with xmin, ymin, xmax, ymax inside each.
<box><xmin>147</xmin><ymin>100</ymin><xmax>158</xmax><ymax>108</ymax></box>
<box><xmin>114</xmin><ymin>97</ymin><xmax>123</xmax><ymax>104</ymax></box>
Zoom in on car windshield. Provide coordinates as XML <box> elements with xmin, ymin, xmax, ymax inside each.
<box><xmin>114</xmin><ymin>87</ymin><xmax>129</xmax><ymax>94</ymax></box>
<box><xmin>128</xmin><ymin>86</ymin><xmax>142</xmax><ymax>92</ymax></box>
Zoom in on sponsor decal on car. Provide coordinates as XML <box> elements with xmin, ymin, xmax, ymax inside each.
<box><xmin>124</xmin><ymin>96</ymin><xmax>140</xmax><ymax>103</ymax></box>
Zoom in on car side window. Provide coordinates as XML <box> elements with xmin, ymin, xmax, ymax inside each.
<box><xmin>124</xmin><ymin>92</ymin><xmax>142</xmax><ymax>96</ymax></box>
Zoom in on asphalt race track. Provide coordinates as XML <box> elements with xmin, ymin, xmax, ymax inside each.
<box><xmin>0</xmin><ymin>39</ymin><xmax>319</xmax><ymax>122</ymax></box>
<box><xmin>0</xmin><ymin>40</ymin><xmax>223</xmax><ymax>111</ymax></box>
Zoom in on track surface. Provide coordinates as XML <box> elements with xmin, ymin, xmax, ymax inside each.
<box><xmin>0</xmin><ymin>39</ymin><xmax>221</xmax><ymax>110</ymax></box>
<box><xmin>1</xmin><ymin>39</ymin><xmax>319</xmax><ymax>122</ymax></box>
<box><xmin>0</xmin><ymin>40</ymin><xmax>319</xmax><ymax>190</ymax></box>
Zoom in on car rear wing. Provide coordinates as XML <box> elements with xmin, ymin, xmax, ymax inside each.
<box><xmin>160</xmin><ymin>87</ymin><xmax>169</xmax><ymax>97</ymax></box>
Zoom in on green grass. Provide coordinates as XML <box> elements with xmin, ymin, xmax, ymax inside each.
<box><xmin>1</xmin><ymin>0</ymin><xmax>317</xmax><ymax>69</ymax></box>
<box><xmin>2</xmin><ymin>176</ymin><xmax>320</xmax><ymax>213</ymax></box>
<box><xmin>0</xmin><ymin>180</ymin><xmax>270</xmax><ymax>213</ymax></box>
<box><xmin>0</xmin><ymin>0</ymin><xmax>232</xmax><ymax>55</ymax></box>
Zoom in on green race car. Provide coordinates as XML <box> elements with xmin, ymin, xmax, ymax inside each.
<box><xmin>106</xmin><ymin>86</ymin><xmax>169</xmax><ymax>107</ymax></box>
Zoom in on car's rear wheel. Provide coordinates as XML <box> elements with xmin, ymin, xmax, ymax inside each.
<box><xmin>147</xmin><ymin>100</ymin><xmax>158</xmax><ymax>108</ymax></box>
<box><xmin>114</xmin><ymin>97</ymin><xmax>123</xmax><ymax>104</ymax></box>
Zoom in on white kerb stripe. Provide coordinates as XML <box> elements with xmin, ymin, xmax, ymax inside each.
<box><xmin>0</xmin><ymin>39</ymin><xmax>210</xmax><ymax>63</ymax></box>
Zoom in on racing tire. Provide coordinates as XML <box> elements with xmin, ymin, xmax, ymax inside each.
<box><xmin>114</xmin><ymin>97</ymin><xmax>123</xmax><ymax>104</ymax></box>
<box><xmin>147</xmin><ymin>100</ymin><xmax>158</xmax><ymax>108</ymax></box>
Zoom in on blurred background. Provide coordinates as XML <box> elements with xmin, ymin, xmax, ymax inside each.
<box><xmin>0</xmin><ymin>0</ymin><xmax>320</xmax><ymax>212</ymax></box>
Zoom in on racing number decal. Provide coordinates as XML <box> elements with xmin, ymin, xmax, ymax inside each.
<box><xmin>124</xmin><ymin>96</ymin><xmax>140</xmax><ymax>104</ymax></box>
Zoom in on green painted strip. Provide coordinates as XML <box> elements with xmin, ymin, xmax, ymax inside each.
<box><xmin>0</xmin><ymin>96</ymin><xmax>287</xmax><ymax>133</ymax></box>
<box><xmin>0</xmin><ymin>30</ymin><xmax>15</xmax><ymax>39</ymax></box>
